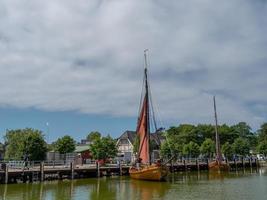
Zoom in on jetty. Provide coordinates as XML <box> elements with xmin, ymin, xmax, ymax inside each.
<box><xmin>0</xmin><ymin>158</ymin><xmax>260</xmax><ymax>184</ymax></box>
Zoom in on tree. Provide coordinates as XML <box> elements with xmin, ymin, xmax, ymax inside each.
<box><xmin>200</xmin><ymin>138</ymin><xmax>215</xmax><ymax>159</ymax></box>
<box><xmin>257</xmin><ymin>141</ymin><xmax>267</xmax><ymax>157</ymax></box>
<box><xmin>133</xmin><ymin>136</ymin><xmax>139</xmax><ymax>154</ymax></box>
<box><xmin>90</xmin><ymin>135</ymin><xmax>118</xmax><ymax>161</ymax></box>
<box><xmin>222</xmin><ymin>142</ymin><xmax>234</xmax><ymax>160</ymax></box>
<box><xmin>232</xmin><ymin>137</ymin><xmax>250</xmax><ymax>157</ymax></box>
<box><xmin>182</xmin><ymin>142</ymin><xmax>200</xmax><ymax>158</ymax></box>
<box><xmin>4</xmin><ymin>128</ymin><xmax>47</xmax><ymax>160</ymax></box>
<box><xmin>160</xmin><ymin>140</ymin><xmax>182</xmax><ymax>159</ymax></box>
<box><xmin>258</xmin><ymin>123</ymin><xmax>267</xmax><ymax>141</ymax></box>
<box><xmin>232</xmin><ymin>122</ymin><xmax>252</xmax><ymax>138</ymax></box>
<box><xmin>55</xmin><ymin>135</ymin><xmax>76</xmax><ymax>154</ymax></box>
<box><xmin>86</xmin><ymin>131</ymin><xmax>101</xmax><ymax>142</ymax></box>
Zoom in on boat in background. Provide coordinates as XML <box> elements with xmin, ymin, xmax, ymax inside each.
<box><xmin>129</xmin><ymin>50</ymin><xmax>168</xmax><ymax>181</ymax></box>
<box><xmin>208</xmin><ymin>96</ymin><xmax>230</xmax><ymax>171</ymax></box>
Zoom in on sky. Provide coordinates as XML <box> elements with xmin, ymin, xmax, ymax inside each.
<box><xmin>0</xmin><ymin>0</ymin><xmax>267</xmax><ymax>143</ymax></box>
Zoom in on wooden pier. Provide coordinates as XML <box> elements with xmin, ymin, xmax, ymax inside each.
<box><xmin>0</xmin><ymin>158</ymin><xmax>260</xmax><ymax>184</ymax></box>
<box><xmin>0</xmin><ymin>161</ymin><xmax>130</xmax><ymax>184</ymax></box>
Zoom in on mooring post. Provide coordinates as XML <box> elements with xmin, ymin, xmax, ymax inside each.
<box><xmin>119</xmin><ymin>161</ymin><xmax>122</xmax><ymax>176</ymax></box>
<box><xmin>249</xmin><ymin>157</ymin><xmax>252</xmax><ymax>170</ymax></box>
<box><xmin>40</xmin><ymin>162</ymin><xmax>44</xmax><ymax>182</ymax></box>
<box><xmin>242</xmin><ymin>157</ymin><xmax>245</xmax><ymax>169</ymax></box>
<box><xmin>96</xmin><ymin>162</ymin><xmax>100</xmax><ymax>177</ymax></box>
<box><xmin>206</xmin><ymin>158</ymin><xmax>209</xmax><ymax>170</ymax></box>
<box><xmin>71</xmin><ymin>162</ymin><xmax>74</xmax><ymax>179</ymax></box>
<box><xmin>196</xmin><ymin>159</ymin><xmax>200</xmax><ymax>171</ymax></box>
<box><xmin>234</xmin><ymin>158</ymin><xmax>237</xmax><ymax>170</ymax></box>
<box><xmin>5</xmin><ymin>164</ymin><xmax>8</xmax><ymax>184</ymax></box>
<box><xmin>256</xmin><ymin>158</ymin><xmax>259</xmax><ymax>169</ymax></box>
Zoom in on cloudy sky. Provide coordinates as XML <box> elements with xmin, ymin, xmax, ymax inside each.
<box><xmin>0</xmin><ymin>0</ymin><xmax>267</xmax><ymax>142</ymax></box>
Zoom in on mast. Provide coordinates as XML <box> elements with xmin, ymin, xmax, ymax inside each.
<box><xmin>144</xmin><ymin>49</ymin><xmax>150</xmax><ymax>165</ymax></box>
<box><xmin>213</xmin><ymin>96</ymin><xmax>222</xmax><ymax>163</ymax></box>
<box><xmin>136</xmin><ymin>50</ymin><xmax>150</xmax><ymax>165</ymax></box>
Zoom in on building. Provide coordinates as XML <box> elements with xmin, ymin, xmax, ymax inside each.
<box><xmin>116</xmin><ymin>131</ymin><xmax>136</xmax><ymax>163</ymax></box>
<box><xmin>74</xmin><ymin>145</ymin><xmax>92</xmax><ymax>164</ymax></box>
<box><xmin>116</xmin><ymin>130</ymin><xmax>164</xmax><ymax>163</ymax></box>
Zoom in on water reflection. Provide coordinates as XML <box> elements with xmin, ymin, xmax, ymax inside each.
<box><xmin>0</xmin><ymin>169</ymin><xmax>266</xmax><ymax>200</ymax></box>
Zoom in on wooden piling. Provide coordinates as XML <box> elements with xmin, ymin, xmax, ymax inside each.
<box><xmin>40</xmin><ymin>162</ymin><xmax>44</xmax><ymax>182</ymax></box>
<box><xmin>183</xmin><ymin>159</ymin><xmax>186</xmax><ymax>171</ymax></box>
<box><xmin>5</xmin><ymin>164</ymin><xmax>8</xmax><ymax>184</ymax></box>
<box><xmin>119</xmin><ymin>161</ymin><xmax>122</xmax><ymax>176</ymax></box>
<box><xmin>242</xmin><ymin>157</ymin><xmax>245</xmax><ymax>169</ymax></box>
<box><xmin>256</xmin><ymin>158</ymin><xmax>259</xmax><ymax>169</ymax></box>
<box><xmin>71</xmin><ymin>162</ymin><xmax>74</xmax><ymax>179</ymax></box>
<box><xmin>196</xmin><ymin>159</ymin><xmax>200</xmax><ymax>171</ymax></box>
<box><xmin>234</xmin><ymin>158</ymin><xmax>237</xmax><ymax>170</ymax></box>
<box><xmin>96</xmin><ymin>162</ymin><xmax>100</xmax><ymax>177</ymax></box>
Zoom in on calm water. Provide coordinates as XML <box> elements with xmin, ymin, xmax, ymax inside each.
<box><xmin>0</xmin><ymin>169</ymin><xmax>267</xmax><ymax>200</ymax></box>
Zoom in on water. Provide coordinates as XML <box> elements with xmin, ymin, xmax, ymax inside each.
<box><xmin>0</xmin><ymin>169</ymin><xmax>266</xmax><ymax>200</ymax></box>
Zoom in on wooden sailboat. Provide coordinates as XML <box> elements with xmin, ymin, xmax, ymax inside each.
<box><xmin>208</xmin><ymin>96</ymin><xmax>229</xmax><ymax>171</ymax></box>
<box><xmin>129</xmin><ymin>50</ymin><xmax>168</xmax><ymax>181</ymax></box>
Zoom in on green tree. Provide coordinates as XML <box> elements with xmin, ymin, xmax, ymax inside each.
<box><xmin>133</xmin><ymin>136</ymin><xmax>139</xmax><ymax>154</ymax></box>
<box><xmin>222</xmin><ymin>142</ymin><xmax>234</xmax><ymax>160</ymax></box>
<box><xmin>86</xmin><ymin>131</ymin><xmax>101</xmax><ymax>142</ymax></box>
<box><xmin>182</xmin><ymin>142</ymin><xmax>200</xmax><ymax>158</ymax></box>
<box><xmin>232</xmin><ymin>122</ymin><xmax>252</xmax><ymax>138</ymax></box>
<box><xmin>200</xmin><ymin>138</ymin><xmax>215</xmax><ymax>159</ymax></box>
<box><xmin>4</xmin><ymin>128</ymin><xmax>47</xmax><ymax>160</ymax></box>
<box><xmin>232</xmin><ymin>137</ymin><xmax>250</xmax><ymax>157</ymax></box>
<box><xmin>257</xmin><ymin>141</ymin><xmax>267</xmax><ymax>157</ymax></box>
<box><xmin>258</xmin><ymin>123</ymin><xmax>267</xmax><ymax>141</ymax></box>
<box><xmin>160</xmin><ymin>139</ymin><xmax>182</xmax><ymax>159</ymax></box>
<box><xmin>55</xmin><ymin>135</ymin><xmax>76</xmax><ymax>154</ymax></box>
<box><xmin>90</xmin><ymin>135</ymin><xmax>118</xmax><ymax>161</ymax></box>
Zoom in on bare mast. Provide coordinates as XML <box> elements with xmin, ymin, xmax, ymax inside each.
<box><xmin>213</xmin><ymin>96</ymin><xmax>222</xmax><ymax>163</ymax></box>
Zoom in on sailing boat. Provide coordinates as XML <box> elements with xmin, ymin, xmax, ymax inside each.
<box><xmin>129</xmin><ymin>50</ymin><xmax>168</xmax><ymax>181</ymax></box>
<box><xmin>208</xmin><ymin>96</ymin><xmax>229</xmax><ymax>171</ymax></box>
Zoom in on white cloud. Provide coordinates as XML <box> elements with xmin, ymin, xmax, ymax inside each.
<box><xmin>0</xmin><ymin>0</ymin><xmax>267</xmax><ymax>129</ymax></box>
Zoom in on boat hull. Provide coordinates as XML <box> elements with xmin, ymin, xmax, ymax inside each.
<box><xmin>209</xmin><ymin>161</ymin><xmax>230</xmax><ymax>171</ymax></box>
<box><xmin>129</xmin><ymin>165</ymin><xmax>168</xmax><ymax>181</ymax></box>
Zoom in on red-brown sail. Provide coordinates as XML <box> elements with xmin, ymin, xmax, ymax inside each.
<box><xmin>137</xmin><ymin>94</ymin><xmax>149</xmax><ymax>164</ymax></box>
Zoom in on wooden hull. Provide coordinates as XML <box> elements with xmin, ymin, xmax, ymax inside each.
<box><xmin>209</xmin><ymin>161</ymin><xmax>230</xmax><ymax>171</ymax></box>
<box><xmin>129</xmin><ymin>165</ymin><xmax>168</xmax><ymax>181</ymax></box>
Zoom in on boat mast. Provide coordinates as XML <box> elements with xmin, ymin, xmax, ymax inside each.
<box><xmin>144</xmin><ymin>49</ymin><xmax>151</xmax><ymax>165</ymax></box>
<box><xmin>213</xmin><ymin>96</ymin><xmax>222</xmax><ymax>163</ymax></box>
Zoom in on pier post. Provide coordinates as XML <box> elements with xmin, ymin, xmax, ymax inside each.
<box><xmin>184</xmin><ymin>159</ymin><xmax>187</xmax><ymax>171</ymax></box>
<box><xmin>40</xmin><ymin>162</ymin><xmax>44</xmax><ymax>182</ymax></box>
<box><xmin>119</xmin><ymin>161</ymin><xmax>122</xmax><ymax>176</ymax></box>
<box><xmin>196</xmin><ymin>159</ymin><xmax>200</xmax><ymax>171</ymax></box>
<box><xmin>96</xmin><ymin>162</ymin><xmax>100</xmax><ymax>177</ymax></box>
<box><xmin>242</xmin><ymin>157</ymin><xmax>245</xmax><ymax>169</ymax></box>
<box><xmin>4</xmin><ymin>164</ymin><xmax>8</xmax><ymax>184</ymax></box>
<box><xmin>71</xmin><ymin>162</ymin><xmax>74</xmax><ymax>179</ymax></box>
<box><xmin>206</xmin><ymin>159</ymin><xmax>209</xmax><ymax>170</ymax></box>
<box><xmin>256</xmin><ymin>158</ymin><xmax>259</xmax><ymax>170</ymax></box>
<box><xmin>234</xmin><ymin>158</ymin><xmax>237</xmax><ymax>171</ymax></box>
<box><xmin>249</xmin><ymin>157</ymin><xmax>252</xmax><ymax>170</ymax></box>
